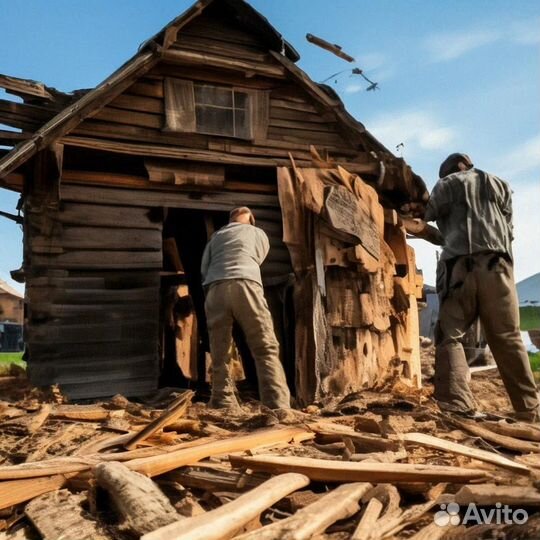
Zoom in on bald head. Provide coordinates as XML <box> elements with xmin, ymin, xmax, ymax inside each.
<box><xmin>229</xmin><ymin>206</ymin><xmax>255</xmax><ymax>225</ymax></box>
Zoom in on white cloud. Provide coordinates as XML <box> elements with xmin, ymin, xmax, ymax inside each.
<box><xmin>495</xmin><ymin>134</ymin><xmax>540</xmax><ymax>181</ymax></box>
<box><xmin>510</xmin><ymin>17</ymin><xmax>540</xmax><ymax>45</ymax></box>
<box><xmin>424</xmin><ymin>29</ymin><xmax>500</xmax><ymax>62</ymax></box>
<box><xmin>423</xmin><ymin>17</ymin><xmax>540</xmax><ymax>62</ymax></box>
<box><xmin>366</xmin><ymin>109</ymin><xmax>457</xmax><ymax>157</ymax></box>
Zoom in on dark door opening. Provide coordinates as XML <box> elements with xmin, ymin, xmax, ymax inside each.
<box><xmin>159</xmin><ymin>206</ymin><xmax>296</xmax><ymax>401</ymax></box>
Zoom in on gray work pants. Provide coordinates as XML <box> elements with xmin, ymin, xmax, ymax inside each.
<box><xmin>434</xmin><ymin>252</ymin><xmax>539</xmax><ymax>414</ymax></box>
<box><xmin>205</xmin><ymin>279</ymin><xmax>291</xmax><ymax>409</ymax></box>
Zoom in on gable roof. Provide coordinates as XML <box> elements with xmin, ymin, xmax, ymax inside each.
<box><xmin>0</xmin><ymin>0</ymin><xmax>427</xmax><ymax>202</ymax></box>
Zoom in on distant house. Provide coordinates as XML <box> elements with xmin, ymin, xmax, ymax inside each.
<box><xmin>0</xmin><ymin>279</ymin><xmax>23</xmax><ymax>324</ymax></box>
<box><xmin>0</xmin><ymin>280</ymin><xmax>24</xmax><ymax>352</ymax></box>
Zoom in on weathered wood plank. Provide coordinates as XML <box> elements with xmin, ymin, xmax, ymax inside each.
<box><xmin>25</xmin><ymin>489</ymin><xmax>111</xmax><ymax>540</ymax></box>
<box><xmin>60</xmin><ymin>183</ymin><xmax>279</xmax><ymax>210</ymax></box>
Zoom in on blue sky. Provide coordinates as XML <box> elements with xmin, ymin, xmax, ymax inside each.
<box><xmin>1</xmin><ymin>0</ymin><xmax>539</xmax><ymax>292</ymax></box>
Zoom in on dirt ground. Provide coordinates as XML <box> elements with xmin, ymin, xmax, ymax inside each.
<box><xmin>0</xmin><ymin>348</ymin><xmax>539</xmax><ymax>540</ymax></box>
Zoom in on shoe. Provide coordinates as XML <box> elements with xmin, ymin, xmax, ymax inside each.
<box><xmin>514</xmin><ymin>410</ymin><xmax>540</xmax><ymax>423</ymax></box>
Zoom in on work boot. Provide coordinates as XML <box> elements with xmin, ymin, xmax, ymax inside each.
<box><xmin>271</xmin><ymin>408</ymin><xmax>308</xmax><ymax>425</ymax></box>
<box><xmin>514</xmin><ymin>408</ymin><xmax>540</xmax><ymax>424</ymax></box>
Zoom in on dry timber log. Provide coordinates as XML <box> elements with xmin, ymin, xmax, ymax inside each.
<box><xmin>483</xmin><ymin>420</ymin><xmax>540</xmax><ymax>442</ymax></box>
<box><xmin>451</xmin><ymin>418</ymin><xmax>540</xmax><ymax>453</ymax></box>
<box><xmin>351</xmin><ymin>498</ymin><xmax>383</xmax><ymax>540</ymax></box>
<box><xmin>400</xmin><ymin>432</ymin><xmax>530</xmax><ymax>474</ymax></box>
<box><xmin>235</xmin><ymin>482</ymin><xmax>372</xmax><ymax>540</ymax></box>
<box><xmin>309</xmin><ymin>422</ymin><xmax>400</xmax><ymax>452</ymax></box>
<box><xmin>95</xmin><ymin>461</ymin><xmax>180</xmax><ymax>536</ymax></box>
<box><xmin>141</xmin><ymin>473</ymin><xmax>310</xmax><ymax>540</ymax></box>
<box><xmin>0</xmin><ymin>474</ymin><xmax>74</xmax><ymax>511</ymax></box>
<box><xmin>455</xmin><ymin>484</ymin><xmax>540</xmax><ymax>506</ymax></box>
<box><xmin>25</xmin><ymin>489</ymin><xmax>110</xmax><ymax>540</ymax></box>
<box><xmin>127</xmin><ymin>426</ymin><xmax>313</xmax><ymax>477</ymax></box>
<box><xmin>229</xmin><ymin>454</ymin><xmax>489</xmax><ymax>483</ymax></box>
<box><xmin>123</xmin><ymin>390</ymin><xmax>194</xmax><ymax>450</ymax></box>
<box><xmin>51</xmin><ymin>404</ymin><xmax>118</xmax><ymax>422</ymax></box>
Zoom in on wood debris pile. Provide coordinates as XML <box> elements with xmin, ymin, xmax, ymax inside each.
<box><xmin>1</xmin><ymin>370</ymin><xmax>540</xmax><ymax>540</ymax></box>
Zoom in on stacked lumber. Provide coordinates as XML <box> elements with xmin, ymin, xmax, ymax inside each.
<box><xmin>2</xmin><ymin>374</ymin><xmax>540</xmax><ymax>540</ymax></box>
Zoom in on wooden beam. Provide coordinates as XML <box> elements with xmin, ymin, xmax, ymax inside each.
<box><xmin>235</xmin><ymin>483</ymin><xmax>372</xmax><ymax>540</ymax></box>
<box><xmin>229</xmin><ymin>454</ymin><xmax>489</xmax><ymax>483</ymax></box>
<box><xmin>455</xmin><ymin>484</ymin><xmax>540</xmax><ymax>506</ymax></box>
<box><xmin>306</xmin><ymin>34</ymin><xmax>355</xmax><ymax>62</ymax></box>
<box><xmin>60</xmin><ymin>135</ymin><xmax>314</xmax><ymax>168</ymax></box>
<box><xmin>141</xmin><ymin>473</ymin><xmax>310</xmax><ymax>540</ymax></box>
<box><xmin>161</xmin><ymin>49</ymin><xmax>286</xmax><ymax>78</ymax></box>
<box><xmin>400</xmin><ymin>432</ymin><xmax>530</xmax><ymax>475</ymax></box>
<box><xmin>0</xmin><ymin>73</ymin><xmax>54</xmax><ymax>100</ymax></box>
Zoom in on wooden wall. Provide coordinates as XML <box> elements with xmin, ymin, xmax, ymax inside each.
<box><xmin>25</xmin><ymin>174</ymin><xmax>162</xmax><ymax>399</ymax></box>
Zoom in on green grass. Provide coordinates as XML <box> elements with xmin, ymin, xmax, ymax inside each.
<box><xmin>0</xmin><ymin>352</ymin><xmax>26</xmax><ymax>369</ymax></box>
<box><xmin>529</xmin><ymin>351</ymin><xmax>540</xmax><ymax>373</ymax></box>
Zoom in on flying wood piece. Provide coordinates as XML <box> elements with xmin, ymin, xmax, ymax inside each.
<box><xmin>94</xmin><ymin>461</ymin><xmax>180</xmax><ymax>536</ymax></box>
<box><xmin>305</xmin><ymin>34</ymin><xmax>355</xmax><ymax>62</ymax></box>
<box><xmin>400</xmin><ymin>432</ymin><xmax>530</xmax><ymax>475</ymax></box>
<box><xmin>123</xmin><ymin>390</ymin><xmax>194</xmax><ymax>450</ymax></box>
<box><xmin>229</xmin><ymin>454</ymin><xmax>489</xmax><ymax>483</ymax></box>
<box><xmin>235</xmin><ymin>482</ymin><xmax>372</xmax><ymax>540</ymax></box>
<box><xmin>141</xmin><ymin>473</ymin><xmax>310</xmax><ymax>540</ymax></box>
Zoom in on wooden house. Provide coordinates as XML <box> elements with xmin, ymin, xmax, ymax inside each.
<box><xmin>0</xmin><ymin>0</ymin><xmax>433</xmax><ymax>401</ymax></box>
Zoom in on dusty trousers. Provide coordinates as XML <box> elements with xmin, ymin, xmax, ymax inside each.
<box><xmin>204</xmin><ymin>279</ymin><xmax>291</xmax><ymax>410</ymax></box>
<box><xmin>434</xmin><ymin>252</ymin><xmax>539</xmax><ymax>414</ymax></box>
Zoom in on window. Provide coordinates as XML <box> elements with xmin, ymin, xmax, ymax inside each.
<box><xmin>164</xmin><ymin>78</ymin><xmax>268</xmax><ymax>141</ymax></box>
<box><xmin>194</xmin><ymin>84</ymin><xmax>251</xmax><ymax>139</ymax></box>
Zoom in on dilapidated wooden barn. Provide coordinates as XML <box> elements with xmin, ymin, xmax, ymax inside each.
<box><xmin>0</xmin><ymin>0</ymin><xmax>433</xmax><ymax>402</ymax></box>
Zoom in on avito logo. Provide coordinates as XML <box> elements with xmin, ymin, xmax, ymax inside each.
<box><xmin>434</xmin><ymin>502</ymin><xmax>528</xmax><ymax>527</ymax></box>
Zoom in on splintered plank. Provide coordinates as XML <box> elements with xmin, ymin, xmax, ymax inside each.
<box><xmin>141</xmin><ymin>473</ymin><xmax>310</xmax><ymax>540</ymax></box>
<box><xmin>25</xmin><ymin>489</ymin><xmax>111</xmax><ymax>540</ymax></box>
<box><xmin>95</xmin><ymin>462</ymin><xmax>180</xmax><ymax>536</ymax></box>
<box><xmin>229</xmin><ymin>454</ymin><xmax>489</xmax><ymax>483</ymax></box>
<box><xmin>400</xmin><ymin>432</ymin><xmax>530</xmax><ymax>474</ymax></box>
<box><xmin>234</xmin><ymin>482</ymin><xmax>372</xmax><ymax>540</ymax></box>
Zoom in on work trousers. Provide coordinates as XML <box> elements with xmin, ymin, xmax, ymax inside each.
<box><xmin>434</xmin><ymin>252</ymin><xmax>539</xmax><ymax>414</ymax></box>
<box><xmin>205</xmin><ymin>279</ymin><xmax>291</xmax><ymax>410</ymax></box>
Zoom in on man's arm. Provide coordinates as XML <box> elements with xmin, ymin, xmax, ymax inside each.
<box><xmin>424</xmin><ymin>179</ymin><xmax>452</xmax><ymax>222</ymax></box>
<box><xmin>502</xmin><ymin>182</ymin><xmax>514</xmax><ymax>241</ymax></box>
<box><xmin>200</xmin><ymin>241</ymin><xmax>211</xmax><ymax>283</ymax></box>
<box><xmin>254</xmin><ymin>228</ymin><xmax>270</xmax><ymax>264</ymax></box>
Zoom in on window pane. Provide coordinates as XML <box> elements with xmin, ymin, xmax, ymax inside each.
<box><xmin>234</xmin><ymin>109</ymin><xmax>251</xmax><ymax>139</ymax></box>
<box><xmin>194</xmin><ymin>85</ymin><xmax>233</xmax><ymax>107</ymax></box>
<box><xmin>196</xmin><ymin>105</ymin><xmax>234</xmax><ymax>136</ymax></box>
<box><xmin>234</xmin><ymin>91</ymin><xmax>248</xmax><ymax>110</ymax></box>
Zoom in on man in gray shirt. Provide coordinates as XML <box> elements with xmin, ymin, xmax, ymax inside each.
<box><xmin>201</xmin><ymin>206</ymin><xmax>291</xmax><ymax>411</ymax></box>
<box><xmin>425</xmin><ymin>153</ymin><xmax>539</xmax><ymax>421</ymax></box>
